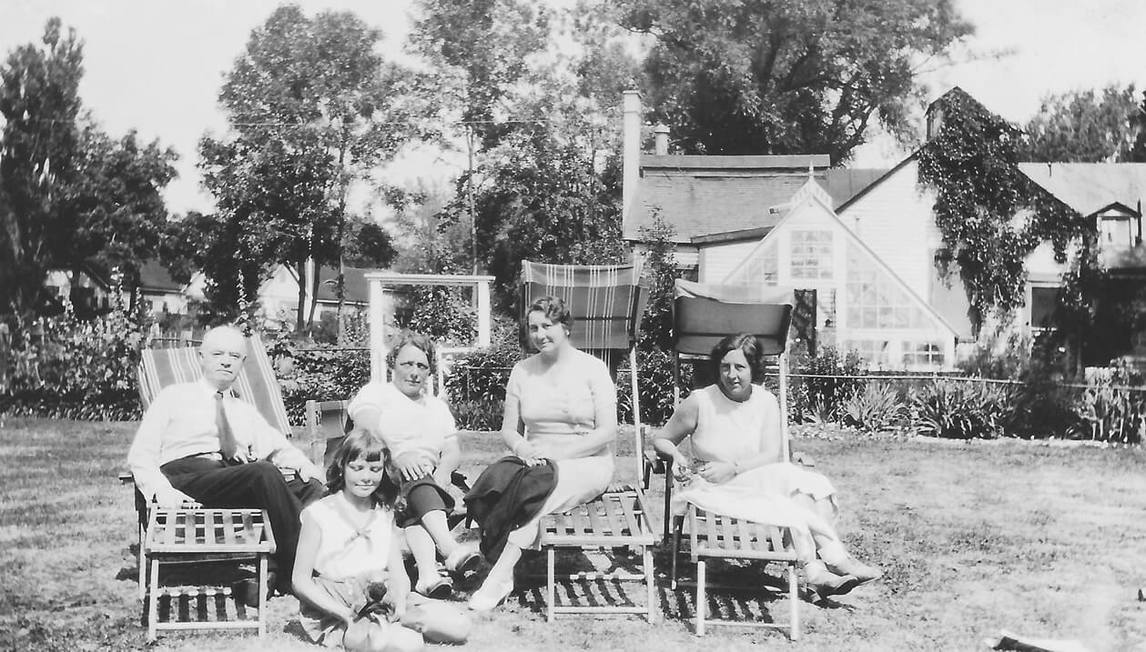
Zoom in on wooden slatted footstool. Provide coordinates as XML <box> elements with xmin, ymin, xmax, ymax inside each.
<box><xmin>143</xmin><ymin>508</ymin><xmax>277</xmax><ymax>642</ymax></box>
<box><xmin>677</xmin><ymin>506</ymin><xmax>801</xmax><ymax>639</ymax></box>
<box><xmin>539</xmin><ymin>489</ymin><xmax>659</xmax><ymax>622</ymax></box>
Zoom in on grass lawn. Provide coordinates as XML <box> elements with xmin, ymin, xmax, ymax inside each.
<box><xmin>2</xmin><ymin>417</ymin><xmax>1145</xmax><ymax>651</ymax></box>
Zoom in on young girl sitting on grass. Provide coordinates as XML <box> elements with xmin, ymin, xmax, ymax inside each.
<box><xmin>293</xmin><ymin>429</ymin><xmax>471</xmax><ymax>650</ymax></box>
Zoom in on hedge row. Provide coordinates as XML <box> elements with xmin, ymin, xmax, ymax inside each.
<box><xmin>3</xmin><ymin>312</ymin><xmax>1143</xmax><ymax>445</ymax></box>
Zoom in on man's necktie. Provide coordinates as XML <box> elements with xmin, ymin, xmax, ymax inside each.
<box><xmin>214</xmin><ymin>391</ymin><xmax>245</xmax><ymax>463</ymax></box>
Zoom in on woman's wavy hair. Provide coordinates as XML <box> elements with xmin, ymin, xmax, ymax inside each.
<box><xmin>709</xmin><ymin>333</ymin><xmax>767</xmax><ymax>384</ymax></box>
<box><xmin>385</xmin><ymin>330</ymin><xmax>437</xmax><ymax>377</ymax></box>
<box><xmin>523</xmin><ymin>295</ymin><xmax>574</xmax><ymax>351</ymax></box>
<box><xmin>326</xmin><ymin>428</ymin><xmax>401</xmax><ymax>509</ymax></box>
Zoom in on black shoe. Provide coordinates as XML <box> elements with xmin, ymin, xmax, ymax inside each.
<box><xmin>234</xmin><ymin>570</ymin><xmax>278</xmax><ymax>608</ymax></box>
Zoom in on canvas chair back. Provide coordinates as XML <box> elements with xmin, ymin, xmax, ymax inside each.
<box><xmin>672</xmin><ymin>279</ymin><xmax>794</xmax><ymax>460</ymax></box>
<box><xmin>137</xmin><ymin>335</ymin><xmax>292</xmax><ymax>436</ymax></box>
<box><xmin>519</xmin><ymin>260</ymin><xmax>647</xmax><ymax>481</ymax></box>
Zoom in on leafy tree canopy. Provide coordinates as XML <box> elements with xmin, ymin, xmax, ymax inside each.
<box><xmin>193</xmin><ymin>5</ymin><xmax>426</xmax><ymax>326</ymax></box>
<box><xmin>1021</xmin><ymin>85</ymin><xmax>1144</xmax><ymax>163</ymax></box>
<box><xmin>0</xmin><ymin>18</ymin><xmax>176</xmax><ymax>319</ymax></box>
<box><xmin>617</xmin><ymin>0</ymin><xmax>972</xmax><ymax>162</ymax></box>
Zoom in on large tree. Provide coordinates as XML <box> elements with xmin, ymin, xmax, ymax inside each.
<box><xmin>1021</xmin><ymin>85</ymin><xmax>1144</xmax><ymax>163</ymax></box>
<box><xmin>616</xmin><ymin>0</ymin><xmax>972</xmax><ymax>162</ymax></box>
<box><xmin>195</xmin><ymin>5</ymin><xmax>425</xmax><ymax>328</ymax></box>
<box><xmin>410</xmin><ymin>0</ymin><xmax>551</xmax><ymax>151</ymax></box>
<box><xmin>0</xmin><ymin>19</ymin><xmax>177</xmax><ymax>319</ymax></box>
<box><xmin>408</xmin><ymin>0</ymin><xmax>633</xmax><ymax>305</ymax></box>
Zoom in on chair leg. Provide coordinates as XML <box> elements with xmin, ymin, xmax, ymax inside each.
<box><xmin>788</xmin><ymin>562</ymin><xmax>800</xmax><ymax>641</ymax></box>
<box><xmin>670</xmin><ymin>517</ymin><xmax>682</xmax><ymax>590</ymax></box>
<box><xmin>137</xmin><ymin>523</ymin><xmax>146</xmax><ymax>602</ymax></box>
<box><xmin>257</xmin><ymin>554</ymin><xmax>268</xmax><ymax>638</ymax></box>
<box><xmin>696</xmin><ymin>559</ymin><xmax>706</xmax><ymax>636</ymax></box>
<box><xmin>643</xmin><ymin>546</ymin><xmax>656</xmax><ymax>623</ymax></box>
<box><xmin>147</xmin><ymin>557</ymin><xmax>160</xmax><ymax>642</ymax></box>
<box><xmin>546</xmin><ymin>547</ymin><xmax>556</xmax><ymax>623</ymax></box>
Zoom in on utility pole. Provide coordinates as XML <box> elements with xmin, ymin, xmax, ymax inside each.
<box><xmin>466</xmin><ymin>124</ymin><xmax>477</xmax><ymax>275</ymax></box>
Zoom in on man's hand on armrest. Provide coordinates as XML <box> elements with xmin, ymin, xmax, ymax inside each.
<box><xmin>154</xmin><ymin>487</ymin><xmax>201</xmax><ymax>509</ymax></box>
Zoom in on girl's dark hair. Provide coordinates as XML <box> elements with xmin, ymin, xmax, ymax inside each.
<box><xmin>326</xmin><ymin>429</ymin><xmax>400</xmax><ymax>509</ymax></box>
<box><xmin>709</xmin><ymin>333</ymin><xmax>766</xmax><ymax>383</ymax></box>
<box><xmin>527</xmin><ymin>295</ymin><xmax>574</xmax><ymax>331</ymax></box>
<box><xmin>385</xmin><ymin>330</ymin><xmax>437</xmax><ymax>377</ymax></box>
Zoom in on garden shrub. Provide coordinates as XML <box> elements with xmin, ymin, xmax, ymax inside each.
<box><xmin>909</xmin><ymin>379</ymin><xmax>1015</xmax><ymax>439</ymax></box>
<box><xmin>0</xmin><ymin>305</ymin><xmax>145</xmax><ymax>420</ymax></box>
<box><xmin>1071</xmin><ymin>364</ymin><xmax>1146</xmax><ymax>444</ymax></box>
<box><xmin>617</xmin><ymin>347</ymin><xmax>692</xmax><ymax>427</ymax></box>
<box><xmin>790</xmin><ymin>345</ymin><xmax>866</xmax><ymax>423</ymax></box>
<box><xmin>841</xmin><ymin>382</ymin><xmax>904</xmax><ymax>433</ymax></box>
<box><xmin>441</xmin><ymin>323</ymin><xmax>523</xmax><ymax>429</ymax></box>
<box><xmin>273</xmin><ymin>338</ymin><xmax>371</xmax><ymax>425</ymax></box>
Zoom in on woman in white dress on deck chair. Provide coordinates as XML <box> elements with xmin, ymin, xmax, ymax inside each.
<box><xmin>654</xmin><ymin>332</ymin><xmax>882</xmax><ymax>600</ymax></box>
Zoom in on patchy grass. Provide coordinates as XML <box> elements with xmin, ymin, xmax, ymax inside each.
<box><xmin>2</xmin><ymin>418</ymin><xmax>1145</xmax><ymax>650</ymax></box>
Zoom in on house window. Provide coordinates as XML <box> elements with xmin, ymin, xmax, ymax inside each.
<box><xmin>1030</xmin><ymin>286</ymin><xmax>1058</xmax><ymax>331</ymax></box>
<box><xmin>726</xmin><ymin>238</ymin><xmax>778</xmax><ymax>285</ymax></box>
<box><xmin>903</xmin><ymin>341</ymin><xmax>945</xmax><ymax>368</ymax></box>
<box><xmin>789</xmin><ymin>230</ymin><xmax>833</xmax><ymax>280</ymax></box>
<box><xmin>844</xmin><ymin>249</ymin><xmax>929</xmax><ymax>329</ymax></box>
<box><xmin>1100</xmin><ymin>216</ymin><xmax>1134</xmax><ymax>248</ymax></box>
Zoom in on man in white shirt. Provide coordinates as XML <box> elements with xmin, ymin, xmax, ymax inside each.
<box><xmin>127</xmin><ymin>325</ymin><xmax>324</xmax><ymax>593</ymax></box>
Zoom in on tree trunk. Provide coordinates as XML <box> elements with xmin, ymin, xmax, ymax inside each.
<box><xmin>306</xmin><ymin>262</ymin><xmax>320</xmax><ymax>330</ymax></box>
<box><xmin>296</xmin><ymin>258</ymin><xmax>307</xmax><ymax>332</ymax></box>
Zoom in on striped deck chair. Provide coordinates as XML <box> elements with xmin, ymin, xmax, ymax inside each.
<box><xmin>663</xmin><ymin>279</ymin><xmax>804</xmax><ymax>639</ymax></box>
<box><xmin>519</xmin><ymin>260</ymin><xmax>659</xmax><ymax>622</ymax></box>
<box><xmin>124</xmin><ymin>335</ymin><xmax>294</xmax><ymax>599</ymax></box>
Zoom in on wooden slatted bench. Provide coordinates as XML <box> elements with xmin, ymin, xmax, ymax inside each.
<box><xmin>539</xmin><ymin>488</ymin><xmax>659</xmax><ymax>622</ymax></box>
<box><xmin>144</xmin><ymin>508</ymin><xmax>276</xmax><ymax>641</ymax></box>
<box><xmin>674</xmin><ymin>506</ymin><xmax>801</xmax><ymax>638</ymax></box>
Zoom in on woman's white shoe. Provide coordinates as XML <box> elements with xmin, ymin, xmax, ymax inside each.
<box><xmin>467</xmin><ymin>576</ymin><xmax>514</xmax><ymax>612</ymax></box>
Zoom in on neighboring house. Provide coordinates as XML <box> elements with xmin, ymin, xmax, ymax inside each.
<box><xmin>42</xmin><ymin>265</ymin><xmax>113</xmax><ymax>317</ymax></box>
<box><xmin>620</xmin><ymin>87</ymin><xmax>1146</xmax><ymax>370</ymax></box>
<box><xmin>136</xmin><ymin>260</ymin><xmax>204</xmax><ymax>317</ymax></box>
<box><xmin>258</xmin><ymin>263</ymin><xmax>372</xmax><ymax>328</ymax></box>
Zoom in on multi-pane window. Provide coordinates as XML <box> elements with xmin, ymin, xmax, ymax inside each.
<box><xmin>844</xmin><ymin>248</ymin><xmax>929</xmax><ymax>329</ymax></box>
<box><xmin>902</xmin><ymin>341</ymin><xmax>945</xmax><ymax>368</ymax></box>
<box><xmin>727</xmin><ymin>239</ymin><xmax>778</xmax><ymax>285</ymax></box>
<box><xmin>790</xmin><ymin>230</ymin><xmax>833</xmax><ymax>281</ymax></box>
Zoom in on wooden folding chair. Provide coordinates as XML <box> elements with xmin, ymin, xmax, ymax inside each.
<box><xmin>520</xmin><ymin>260</ymin><xmax>660</xmax><ymax>622</ymax></box>
<box><xmin>122</xmin><ymin>335</ymin><xmax>293</xmax><ymax>640</ymax></box>
<box><xmin>662</xmin><ymin>280</ymin><xmax>804</xmax><ymax>639</ymax></box>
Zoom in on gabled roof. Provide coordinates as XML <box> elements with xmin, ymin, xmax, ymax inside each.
<box><xmin>138</xmin><ymin>260</ymin><xmax>184</xmax><ymax>293</ymax></box>
<box><xmin>723</xmin><ymin>179</ymin><xmax>961</xmax><ymax>339</ymax></box>
<box><xmin>1018</xmin><ymin>162</ymin><xmax>1146</xmax><ymax>217</ymax></box>
<box><xmin>824</xmin><ymin>168</ymin><xmax>889</xmax><ymax>208</ymax></box>
<box><xmin>627</xmin><ymin>154</ymin><xmax>830</xmax><ymax>243</ymax></box>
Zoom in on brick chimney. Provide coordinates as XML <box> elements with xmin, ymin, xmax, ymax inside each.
<box><xmin>653</xmin><ymin>124</ymin><xmax>669</xmax><ymax>155</ymax></box>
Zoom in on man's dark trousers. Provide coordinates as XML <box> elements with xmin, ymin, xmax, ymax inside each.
<box><xmin>159</xmin><ymin>457</ymin><xmax>324</xmax><ymax>589</ymax></box>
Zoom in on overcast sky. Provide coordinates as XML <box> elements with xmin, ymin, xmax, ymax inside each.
<box><xmin>3</xmin><ymin>0</ymin><xmax>1146</xmax><ymax>213</ymax></box>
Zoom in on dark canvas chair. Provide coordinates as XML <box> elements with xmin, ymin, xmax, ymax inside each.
<box><xmin>663</xmin><ymin>279</ymin><xmax>804</xmax><ymax>639</ymax></box>
<box><xmin>519</xmin><ymin>260</ymin><xmax>660</xmax><ymax>622</ymax></box>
